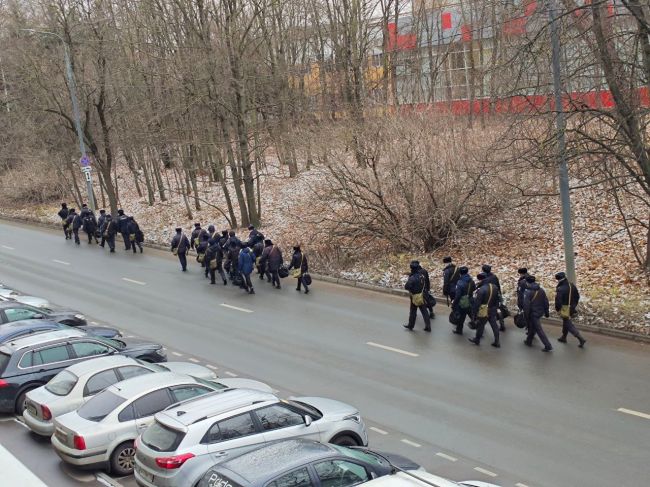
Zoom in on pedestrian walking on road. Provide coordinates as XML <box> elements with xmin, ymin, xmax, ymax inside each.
<box><xmin>482</xmin><ymin>264</ymin><xmax>506</xmax><ymax>331</ymax></box>
<box><xmin>225</xmin><ymin>231</ymin><xmax>242</xmax><ymax>280</ymax></box>
<box><xmin>117</xmin><ymin>209</ymin><xmax>131</xmax><ymax>251</ymax></box>
<box><xmin>82</xmin><ymin>207</ymin><xmax>98</xmax><ymax>244</ymax></box>
<box><xmin>451</xmin><ymin>267</ymin><xmax>475</xmax><ymax>335</ymax></box>
<box><xmin>65</xmin><ymin>209</ymin><xmax>81</xmax><ymax>245</ymax></box>
<box><xmin>102</xmin><ymin>214</ymin><xmax>118</xmax><ymax>252</ymax></box>
<box><xmin>127</xmin><ymin>217</ymin><xmax>144</xmax><ymax>254</ymax></box>
<box><xmin>260</xmin><ymin>239</ymin><xmax>283</xmax><ymax>289</ymax></box>
<box><xmin>97</xmin><ymin>210</ymin><xmax>107</xmax><ymax>247</ymax></box>
<box><xmin>523</xmin><ymin>275</ymin><xmax>553</xmax><ymax>352</ymax></box>
<box><xmin>288</xmin><ymin>245</ymin><xmax>309</xmax><ymax>294</ymax></box>
<box><xmin>555</xmin><ymin>272</ymin><xmax>586</xmax><ymax>347</ymax></box>
<box><xmin>196</xmin><ymin>233</ymin><xmax>209</xmax><ymax>275</ymax></box>
<box><xmin>404</xmin><ymin>261</ymin><xmax>431</xmax><ymax>332</ymax></box>
<box><xmin>238</xmin><ymin>247</ymin><xmax>255</xmax><ymax>294</ymax></box>
<box><xmin>416</xmin><ymin>262</ymin><xmax>435</xmax><ymax>317</ymax></box>
<box><xmin>516</xmin><ymin>267</ymin><xmax>529</xmax><ymax>311</ymax></box>
<box><xmin>468</xmin><ymin>273</ymin><xmax>500</xmax><ymax>348</ymax></box>
<box><xmin>190</xmin><ymin>223</ymin><xmax>206</xmax><ymax>250</ymax></box>
<box><xmin>205</xmin><ymin>238</ymin><xmax>227</xmax><ymax>285</ymax></box>
<box><xmin>246</xmin><ymin>225</ymin><xmax>264</xmax><ymax>248</ymax></box>
<box><xmin>58</xmin><ymin>203</ymin><xmax>70</xmax><ymax>239</ymax></box>
<box><xmin>171</xmin><ymin>227</ymin><xmax>190</xmax><ymax>272</ymax></box>
<box><xmin>442</xmin><ymin>257</ymin><xmax>459</xmax><ymax>305</ymax></box>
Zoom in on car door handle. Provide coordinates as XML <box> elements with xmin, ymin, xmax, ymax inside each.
<box><xmin>214</xmin><ymin>451</ymin><xmax>228</xmax><ymax>457</ymax></box>
<box><xmin>136</xmin><ymin>423</ymin><xmax>148</xmax><ymax>429</ymax></box>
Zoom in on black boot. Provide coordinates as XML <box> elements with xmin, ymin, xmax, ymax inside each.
<box><xmin>468</xmin><ymin>338</ymin><xmax>480</xmax><ymax>346</ymax></box>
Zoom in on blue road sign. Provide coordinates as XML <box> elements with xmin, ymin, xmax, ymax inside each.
<box><xmin>80</xmin><ymin>156</ymin><xmax>90</xmax><ymax>167</ymax></box>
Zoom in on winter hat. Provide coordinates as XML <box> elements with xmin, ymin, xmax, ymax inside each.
<box><xmin>248</xmin><ymin>225</ymin><xmax>255</xmax><ymax>230</ymax></box>
<box><xmin>264</xmin><ymin>239</ymin><xmax>272</xmax><ymax>246</ymax></box>
<box><xmin>525</xmin><ymin>275</ymin><xmax>536</xmax><ymax>283</ymax></box>
<box><xmin>222</xmin><ymin>230</ymin><xmax>228</xmax><ymax>236</ymax></box>
<box><xmin>208</xmin><ymin>225</ymin><xmax>215</xmax><ymax>233</ymax></box>
<box><xmin>118</xmin><ymin>209</ymin><xmax>124</xmax><ymax>215</ymax></box>
<box><xmin>555</xmin><ymin>272</ymin><xmax>566</xmax><ymax>280</ymax></box>
<box><xmin>194</xmin><ymin>223</ymin><xmax>201</xmax><ymax>228</ymax></box>
<box><xmin>229</xmin><ymin>231</ymin><xmax>235</xmax><ymax>237</ymax></box>
<box><xmin>443</xmin><ymin>256</ymin><xmax>452</xmax><ymax>263</ymax></box>
<box><xmin>61</xmin><ymin>202</ymin><xmax>67</xmax><ymax>207</ymax></box>
<box><xmin>82</xmin><ymin>203</ymin><xmax>88</xmax><ymax>208</ymax></box>
<box><xmin>99</xmin><ymin>209</ymin><xmax>106</xmax><ymax>214</ymax></box>
<box><xmin>175</xmin><ymin>227</ymin><xmax>182</xmax><ymax>232</ymax></box>
<box><xmin>518</xmin><ymin>267</ymin><xmax>528</xmax><ymax>274</ymax></box>
<box><xmin>459</xmin><ymin>266</ymin><xmax>469</xmax><ymax>275</ymax></box>
<box><xmin>477</xmin><ymin>272</ymin><xmax>487</xmax><ymax>280</ymax></box>
<box><xmin>482</xmin><ymin>264</ymin><xmax>492</xmax><ymax>273</ymax></box>
<box><xmin>410</xmin><ymin>260</ymin><xmax>420</xmax><ymax>269</ymax></box>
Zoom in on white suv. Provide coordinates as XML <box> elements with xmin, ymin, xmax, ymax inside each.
<box><xmin>134</xmin><ymin>388</ymin><xmax>368</xmax><ymax>487</ymax></box>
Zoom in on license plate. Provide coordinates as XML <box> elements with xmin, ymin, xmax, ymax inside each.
<box><xmin>136</xmin><ymin>464</ymin><xmax>154</xmax><ymax>483</ymax></box>
<box><xmin>26</xmin><ymin>402</ymin><xmax>37</xmax><ymax>416</ymax></box>
<box><xmin>55</xmin><ymin>428</ymin><xmax>67</xmax><ymax>444</ymax></box>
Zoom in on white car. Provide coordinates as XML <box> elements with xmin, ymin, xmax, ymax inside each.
<box><xmin>361</xmin><ymin>471</ymin><xmax>502</xmax><ymax>487</ymax></box>
<box><xmin>0</xmin><ymin>288</ymin><xmax>51</xmax><ymax>308</ymax></box>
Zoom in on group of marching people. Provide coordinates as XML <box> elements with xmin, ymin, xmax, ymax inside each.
<box><xmin>57</xmin><ymin>203</ymin><xmax>144</xmax><ymax>254</ymax></box>
<box><xmin>170</xmin><ymin>223</ymin><xmax>311</xmax><ymax>296</ymax></box>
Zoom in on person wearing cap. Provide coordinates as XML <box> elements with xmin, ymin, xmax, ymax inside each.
<box><xmin>97</xmin><ymin>210</ymin><xmax>107</xmax><ymax>247</ymax></box>
<box><xmin>468</xmin><ymin>273</ymin><xmax>500</xmax><ymax>347</ymax></box>
<box><xmin>516</xmin><ymin>267</ymin><xmax>530</xmax><ymax>310</ymax></box>
<box><xmin>102</xmin><ymin>214</ymin><xmax>118</xmax><ymax>252</ymax></box>
<box><xmin>190</xmin><ymin>223</ymin><xmax>203</xmax><ymax>250</ymax></box>
<box><xmin>451</xmin><ymin>266</ymin><xmax>475</xmax><ymax>335</ymax></box>
<box><xmin>65</xmin><ymin>208</ymin><xmax>81</xmax><ymax>245</ymax></box>
<box><xmin>414</xmin><ymin>261</ymin><xmax>435</xmax><ymax>317</ymax></box>
<box><xmin>246</xmin><ymin>225</ymin><xmax>264</xmax><ymax>248</ymax></box>
<box><xmin>481</xmin><ymin>264</ymin><xmax>506</xmax><ymax>331</ymax></box>
<box><xmin>260</xmin><ymin>239</ymin><xmax>284</xmax><ymax>289</ymax></box>
<box><xmin>404</xmin><ymin>261</ymin><xmax>431</xmax><ymax>332</ymax></box>
<box><xmin>288</xmin><ymin>245</ymin><xmax>310</xmax><ymax>294</ymax></box>
<box><xmin>224</xmin><ymin>231</ymin><xmax>243</xmax><ymax>280</ymax></box>
<box><xmin>205</xmin><ymin>237</ymin><xmax>227</xmax><ymax>285</ymax></box>
<box><xmin>127</xmin><ymin>216</ymin><xmax>144</xmax><ymax>253</ymax></box>
<box><xmin>79</xmin><ymin>203</ymin><xmax>93</xmax><ymax>221</ymax></box>
<box><xmin>57</xmin><ymin>203</ymin><xmax>70</xmax><ymax>239</ymax></box>
<box><xmin>116</xmin><ymin>209</ymin><xmax>131</xmax><ymax>251</ymax></box>
<box><xmin>442</xmin><ymin>257</ymin><xmax>459</xmax><ymax>304</ymax></box>
<box><xmin>555</xmin><ymin>272</ymin><xmax>586</xmax><ymax>347</ymax></box>
<box><xmin>523</xmin><ymin>275</ymin><xmax>553</xmax><ymax>351</ymax></box>
<box><xmin>171</xmin><ymin>227</ymin><xmax>191</xmax><ymax>271</ymax></box>
<box><xmin>82</xmin><ymin>206</ymin><xmax>99</xmax><ymax>245</ymax></box>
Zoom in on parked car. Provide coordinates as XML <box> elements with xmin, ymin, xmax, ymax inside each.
<box><xmin>193</xmin><ymin>439</ymin><xmax>420</xmax><ymax>487</ymax></box>
<box><xmin>24</xmin><ymin>355</ymin><xmax>270</xmax><ymax>437</ymax></box>
<box><xmin>0</xmin><ymin>288</ymin><xmax>51</xmax><ymax>308</ymax></box>
<box><xmin>0</xmin><ymin>301</ymin><xmax>87</xmax><ymax>327</ymax></box>
<box><xmin>51</xmin><ymin>372</ymin><xmax>228</xmax><ymax>476</ymax></box>
<box><xmin>0</xmin><ymin>320</ymin><xmax>121</xmax><ymax>342</ymax></box>
<box><xmin>358</xmin><ymin>470</ymin><xmax>503</xmax><ymax>487</ymax></box>
<box><xmin>0</xmin><ymin>329</ymin><xmax>166</xmax><ymax>414</ymax></box>
<box><xmin>134</xmin><ymin>389</ymin><xmax>368</xmax><ymax>487</ymax></box>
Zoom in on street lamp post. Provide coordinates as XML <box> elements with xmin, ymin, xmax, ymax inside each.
<box><xmin>21</xmin><ymin>29</ymin><xmax>95</xmax><ymax>211</ymax></box>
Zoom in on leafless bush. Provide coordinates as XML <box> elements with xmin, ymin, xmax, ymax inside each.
<box><xmin>0</xmin><ymin>158</ymin><xmax>65</xmax><ymax>204</ymax></box>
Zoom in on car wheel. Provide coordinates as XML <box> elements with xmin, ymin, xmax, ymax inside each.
<box><xmin>110</xmin><ymin>441</ymin><xmax>136</xmax><ymax>476</ymax></box>
<box><xmin>330</xmin><ymin>434</ymin><xmax>359</xmax><ymax>447</ymax></box>
<box><xmin>15</xmin><ymin>388</ymin><xmax>36</xmax><ymax>416</ymax></box>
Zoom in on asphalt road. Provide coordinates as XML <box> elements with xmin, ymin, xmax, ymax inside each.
<box><xmin>0</xmin><ymin>220</ymin><xmax>649</xmax><ymax>487</ymax></box>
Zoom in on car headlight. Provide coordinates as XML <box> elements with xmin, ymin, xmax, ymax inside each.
<box><xmin>343</xmin><ymin>413</ymin><xmax>361</xmax><ymax>423</ymax></box>
<box><xmin>74</xmin><ymin>314</ymin><xmax>85</xmax><ymax>321</ymax></box>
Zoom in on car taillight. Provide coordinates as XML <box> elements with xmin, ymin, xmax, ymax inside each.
<box><xmin>73</xmin><ymin>435</ymin><xmax>86</xmax><ymax>450</ymax></box>
<box><xmin>155</xmin><ymin>453</ymin><xmax>195</xmax><ymax>469</ymax></box>
<box><xmin>134</xmin><ymin>436</ymin><xmax>139</xmax><ymax>451</ymax></box>
<box><xmin>41</xmin><ymin>405</ymin><xmax>52</xmax><ymax>420</ymax></box>
<box><xmin>0</xmin><ymin>380</ymin><xmax>8</xmax><ymax>388</ymax></box>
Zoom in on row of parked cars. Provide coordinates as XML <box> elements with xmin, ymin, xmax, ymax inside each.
<box><xmin>0</xmin><ymin>284</ymin><xmax>501</xmax><ymax>487</ymax></box>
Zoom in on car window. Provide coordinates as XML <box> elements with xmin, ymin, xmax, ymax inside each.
<box><xmin>117</xmin><ymin>365</ymin><xmax>152</xmax><ymax>381</ymax></box>
<box><xmin>313</xmin><ymin>460</ymin><xmax>370</xmax><ymax>487</ymax></box>
<box><xmin>203</xmin><ymin>412</ymin><xmax>256</xmax><ymax>444</ymax></box>
<box><xmin>133</xmin><ymin>389</ymin><xmax>173</xmax><ymax>419</ymax></box>
<box><xmin>45</xmin><ymin>370</ymin><xmax>79</xmax><ymax>396</ymax></box>
<box><xmin>78</xmin><ymin>390</ymin><xmax>126</xmax><ymax>422</ymax></box>
<box><xmin>255</xmin><ymin>404</ymin><xmax>305</xmax><ymax>431</ymax></box>
<box><xmin>0</xmin><ymin>351</ymin><xmax>10</xmax><ymax>374</ymax></box>
<box><xmin>200</xmin><ymin>471</ymin><xmax>244</xmax><ymax>487</ymax></box>
<box><xmin>118</xmin><ymin>403</ymin><xmax>136</xmax><ymax>422</ymax></box>
<box><xmin>18</xmin><ymin>351</ymin><xmax>34</xmax><ymax>368</ymax></box>
<box><xmin>71</xmin><ymin>341</ymin><xmax>112</xmax><ymax>358</ymax></box>
<box><xmin>169</xmin><ymin>385</ymin><xmax>212</xmax><ymax>403</ymax></box>
<box><xmin>84</xmin><ymin>369</ymin><xmax>119</xmax><ymax>396</ymax></box>
<box><xmin>4</xmin><ymin>308</ymin><xmax>39</xmax><ymax>322</ymax></box>
<box><xmin>268</xmin><ymin>467</ymin><xmax>313</xmax><ymax>487</ymax></box>
<box><xmin>141</xmin><ymin>421</ymin><xmax>186</xmax><ymax>452</ymax></box>
<box><xmin>36</xmin><ymin>345</ymin><xmax>71</xmax><ymax>365</ymax></box>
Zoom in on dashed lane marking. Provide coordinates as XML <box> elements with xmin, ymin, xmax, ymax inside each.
<box><xmin>369</xmin><ymin>426</ymin><xmax>389</xmax><ymax>435</ymax></box>
<box><xmin>52</xmin><ymin>259</ymin><xmax>70</xmax><ymax>265</ymax></box>
<box><xmin>436</xmin><ymin>452</ymin><xmax>458</xmax><ymax>462</ymax></box>
<box><xmin>617</xmin><ymin>408</ymin><xmax>650</xmax><ymax>420</ymax></box>
<box><xmin>189</xmin><ymin>358</ymin><xmax>200</xmax><ymax>363</ymax></box>
<box><xmin>220</xmin><ymin>303</ymin><xmax>254</xmax><ymax>313</ymax></box>
<box><xmin>171</xmin><ymin>352</ymin><xmax>183</xmax><ymax>357</ymax></box>
<box><xmin>473</xmin><ymin>467</ymin><xmax>498</xmax><ymax>477</ymax></box>
<box><xmin>225</xmin><ymin>371</ymin><xmax>238</xmax><ymax>377</ymax></box>
<box><xmin>122</xmin><ymin>277</ymin><xmax>146</xmax><ymax>286</ymax></box>
<box><xmin>1</xmin><ymin>245</ymin><xmax>14</xmax><ymax>250</ymax></box>
<box><xmin>366</xmin><ymin>342</ymin><xmax>419</xmax><ymax>357</ymax></box>
<box><xmin>91</xmin><ymin>321</ymin><xmax>99</xmax><ymax>325</ymax></box>
<box><xmin>400</xmin><ymin>439</ymin><xmax>421</xmax><ymax>448</ymax></box>
<box><xmin>206</xmin><ymin>364</ymin><xmax>219</xmax><ymax>370</ymax></box>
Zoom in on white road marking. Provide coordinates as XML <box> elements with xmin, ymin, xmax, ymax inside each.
<box><xmin>171</xmin><ymin>351</ymin><xmax>184</xmax><ymax>357</ymax></box>
<box><xmin>436</xmin><ymin>452</ymin><xmax>458</xmax><ymax>462</ymax></box>
<box><xmin>225</xmin><ymin>371</ymin><xmax>238</xmax><ymax>377</ymax></box>
<box><xmin>122</xmin><ymin>277</ymin><xmax>146</xmax><ymax>286</ymax></box>
<box><xmin>473</xmin><ymin>467</ymin><xmax>498</xmax><ymax>477</ymax></box>
<box><xmin>97</xmin><ymin>472</ymin><xmax>125</xmax><ymax>487</ymax></box>
<box><xmin>617</xmin><ymin>408</ymin><xmax>650</xmax><ymax>420</ymax></box>
<box><xmin>366</xmin><ymin>342</ymin><xmax>419</xmax><ymax>357</ymax></box>
<box><xmin>220</xmin><ymin>303</ymin><xmax>254</xmax><ymax>313</ymax></box>
<box><xmin>516</xmin><ymin>483</ymin><xmax>531</xmax><ymax>487</ymax></box>
<box><xmin>12</xmin><ymin>418</ymin><xmax>29</xmax><ymax>430</ymax></box>
<box><xmin>91</xmin><ymin>321</ymin><xmax>99</xmax><ymax>325</ymax></box>
<box><xmin>206</xmin><ymin>364</ymin><xmax>219</xmax><ymax>370</ymax></box>
<box><xmin>0</xmin><ymin>417</ymin><xmax>15</xmax><ymax>422</ymax></box>
<box><xmin>52</xmin><ymin>259</ymin><xmax>70</xmax><ymax>265</ymax></box>
<box><xmin>369</xmin><ymin>426</ymin><xmax>389</xmax><ymax>435</ymax></box>
<box><xmin>400</xmin><ymin>439</ymin><xmax>421</xmax><ymax>448</ymax></box>
<box><xmin>1</xmin><ymin>245</ymin><xmax>14</xmax><ymax>250</ymax></box>
<box><xmin>189</xmin><ymin>358</ymin><xmax>200</xmax><ymax>363</ymax></box>
<box><xmin>125</xmin><ymin>335</ymin><xmax>136</xmax><ymax>338</ymax></box>
<box><xmin>0</xmin><ymin>443</ymin><xmax>48</xmax><ymax>486</ymax></box>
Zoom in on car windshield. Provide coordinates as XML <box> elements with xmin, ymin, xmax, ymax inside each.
<box><xmin>45</xmin><ymin>370</ymin><xmax>78</xmax><ymax>396</ymax></box>
<box><xmin>331</xmin><ymin>445</ymin><xmax>389</xmax><ymax>467</ymax></box>
<box><xmin>0</xmin><ymin>351</ymin><xmax>9</xmax><ymax>374</ymax></box>
<box><xmin>199</xmin><ymin>470</ymin><xmax>243</xmax><ymax>487</ymax></box>
<box><xmin>283</xmin><ymin>399</ymin><xmax>323</xmax><ymax>419</ymax></box>
<box><xmin>141</xmin><ymin>421</ymin><xmax>186</xmax><ymax>452</ymax></box>
<box><xmin>77</xmin><ymin>390</ymin><xmax>126</xmax><ymax>421</ymax></box>
<box><xmin>96</xmin><ymin>337</ymin><xmax>125</xmax><ymax>350</ymax></box>
<box><xmin>195</xmin><ymin>377</ymin><xmax>226</xmax><ymax>390</ymax></box>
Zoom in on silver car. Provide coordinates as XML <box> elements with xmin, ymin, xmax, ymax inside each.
<box><xmin>134</xmin><ymin>389</ymin><xmax>368</xmax><ymax>487</ymax></box>
<box><xmin>0</xmin><ymin>288</ymin><xmax>50</xmax><ymax>308</ymax></box>
<box><xmin>51</xmin><ymin>372</ymin><xmax>271</xmax><ymax>476</ymax></box>
<box><xmin>23</xmin><ymin>355</ymin><xmax>220</xmax><ymax>436</ymax></box>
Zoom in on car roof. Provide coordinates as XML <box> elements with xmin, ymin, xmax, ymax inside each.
<box><xmin>0</xmin><ymin>319</ymin><xmax>61</xmax><ymax>330</ymax></box>
<box><xmin>362</xmin><ymin>471</ymin><xmax>461</xmax><ymax>487</ymax></box>
<box><xmin>64</xmin><ymin>355</ymin><xmax>139</xmax><ymax>377</ymax></box>
<box><xmin>0</xmin><ymin>301</ymin><xmax>38</xmax><ymax>309</ymax></box>
<box><xmin>158</xmin><ymin>388</ymin><xmax>277</xmax><ymax>428</ymax></box>
<box><xmin>108</xmin><ymin>371</ymin><xmax>198</xmax><ymax>398</ymax></box>
<box><xmin>215</xmin><ymin>439</ymin><xmax>336</xmax><ymax>484</ymax></box>
<box><xmin>2</xmin><ymin>328</ymin><xmax>87</xmax><ymax>351</ymax></box>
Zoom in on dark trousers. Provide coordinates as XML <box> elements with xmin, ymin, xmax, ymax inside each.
<box><xmin>73</xmin><ymin>229</ymin><xmax>80</xmax><ymax>244</ymax></box>
<box><xmin>209</xmin><ymin>265</ymin><xmax>226</xmax><ymax>284</ymax></box>
<box><xmin>132</xmin><ymin>241</ymin><xmax>143</xmax><ymax>253</ymax></box>
<box><xmin>242</xmin><ymin>273</ymin><xmax>253</xmax><ymax>292</ymax></box>
<box><xmin>454</xmin><ymin>308</ymin><xmax>471</xmax><ymax>333</ymax></box>
<box><xmin>526</xmin><ymin>316</ymin><xmax>552</xmax><ymax>349</ymax></box>
<box><xmin>178</xmin><ymin>251</ymin><xmax>187</xmax><ymax>271</ymax></box>
<box><xmin>106</xmin><ymin>235</ymin><xmax>115</xmax><ymax>251</ymax></box>
<box><xmin>475</xmin><ymin>309</ymin><xmax>500</xmax><ymax>344</ymax></box>
<box><xmin>269</xmin><ymin>269</ymin><xmax>280</xmax><ymax>288</ymax></box>
<box><xmin>296</xmin><ymin>275</ymin><xmax>309</xmax><ymax>292</ymax></box>
<box><xmin>408</xmin><ymin>303</ymin><xmax>431</xmax><ymax>330</ymax></box>
<box><xmin>561</xmin><ymin>318</ymin><xmax>583</xmax><ymax>340</ymax></box>
<box><xmin>86</xmin><ymin>231</ymin><xmax>97</xmax><ymax>244</ymax></box>
<box><xmin>121</xmin><ymin>232</ymin><xmax>131</xmax><ymax>250</ymax></box>
<box><xmin>100</xmin><ymin>235</ymin><xmax>106</xmax><ymax>247</ymax></box>
<box><xmin>62</xmin><ymin>222</ymin><xmax>69</xmax><ymax>239</ymax></box>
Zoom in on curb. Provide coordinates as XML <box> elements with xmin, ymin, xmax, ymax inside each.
<box><xmin>2</xmin><ymin>214</ymin><xmax>649</xmax><ymax>345</ymax></box>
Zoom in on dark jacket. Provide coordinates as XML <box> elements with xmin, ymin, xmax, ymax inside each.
<box><xmin>261</xmin><ymin>245</ymin><xmax>283</xmax><ymax>271</ymax></box>
<box><xmin>523</xmin><ymin>283</ymin><xmax>550</xmax><ymax>320</ymax></box>
<box><xmin>555</xmin><ymin>279</ymin><xmax>580</xmax><ymax>314</ymax></box>
<box><xmin>104</xmin><ymin>219</ymin><xmax>118</xmax><ymax>237</ymax></box>
<box><xmin>252</xmin><ymin>241</ymin><xmax>264</xmax><ymax>259</ymax></box>
<box><xmin>196</xmin><ymin>238</ymin><xmax>209</xmax><ymax>256</ymax></box>
<box><xmin>405</xmin><ymin>271</ymin><xmax>426</xmax><ymax>295</ymax></box>
<box><xmin>238</xmin><ymin>248</ymin><xmax>255</xmax><ymax>275</ymax></box>
<box><xmin>79</xmin><ymin>207</ymin><xmax>93</xmax><ymax>220</ymax></box>
<box><xmin>82</xmin><ymin>214</ymin><xmax>97</xmax><ymax>233</ymax></box>
<box><xmin>452</xmin><ymin>274</ymin><xmax>475</xmax><ymax>310</ymax></box>
<box><xmin>288</xmin><ymin>250</ymin><xmax>308</xmax><ymax>274</ymax></box>
<box><xmin>65</xmin><ymin>213</ymin><xmax>76</xmax><ymax>229</ymax></box>
<box><xmin>117</xmin><ymin>214</ymin><xmax>129</xmax><ymax>234</ymax></box>
<box><xmin>442</xmin><ymin>264</ymin><xmax>460</xmax><ymax>297</ymax></box>
<box><xmin>171</xmin><ymin>233</ymin><xmax>190</xmax><ymax>253</ymax></box>
<box><xmin>97</xmin><ymin>214</ymin><xmax>107</xmax><ymax>232</ymax></box>
<box><xmin>58</xmin><ymin>207</ymin><xmax>69</xmax><ymax>221</ymax></box>
<box><xmin>516</xmin><ymin>274</ymin><xmax>529</xmax><ymax>310</ymax></box>
<box><xmin>483</xmin><ymin>272</ymin><xmax>501</xmax><ymax>293</ymax></box>
<box><xmin>472</xmin><ymin>281</ymin><xmax>499</xmax><ymax>317</ymax></box>
<box><xmin>247</xmin><ymin>229</ymin><xmax>264</xmax><ymax>247</ymax></box>
<box><xmin>205</xmin><ymin>240</ymin><xmax>220</xmax><ymax>264</ymax></box>
<box><xmin>226</xmin><ymin>236</ymin><xmax>242</xmax><ymax>261</ymax></box>
<box><xmin>72</xmin><ymin>214</ymin><xmax>83</xmax><ymax>231</ymax></box>
<box><xmin>418</xmin><ymin>267</ymin><xmax>431</xmax><ymax>293</ymax></box>
<box><xmin>127</xmin><ymin>220</ymin><xmax>144</xmax><ymax>243</ymax></box>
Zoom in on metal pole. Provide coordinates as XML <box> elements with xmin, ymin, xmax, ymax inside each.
<box><xmin>548</xmin><ymin>0</ymin><xmax>576</xmax><ymax>283</ymax></box>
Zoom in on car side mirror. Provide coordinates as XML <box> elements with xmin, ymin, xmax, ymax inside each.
<box><xmin>304</xmin><ymin>415</ymin><xmax>312</xmax><ymax>427</ymax></box>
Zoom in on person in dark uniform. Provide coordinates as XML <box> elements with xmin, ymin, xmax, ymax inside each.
<box><xmin>225</xmin><ymin>231</ymin><xmax>242</xmax><ymax>279</ymax></box>
<box><xmin>205</xmin><ymin>238</ymin><xmax>227</xmax><ymax>285</ymax></box>
<box><xmin>103</xmin><ymin>214</ymin><xmax>118</xmax><ymax>252</ymax></box>
<box><xmin>190</xmin><ymin>223</ymin><xmax>203</xmax><ymax>250</ymax></box>
<box><xmin>516</xmin><ymin>267</ymin><xmax>529</xmax><ymax>310</ymax></box>
<box><xmin>468</xmin><ymin>273</ymin><xmax>501</xmax><ymax>347</ymax></box>
<box><xmin>246</xmin><ymin>225</ymin><xmax>264</xmax><ymax>248</ymax></box>
<box><xmin>126</xmin><ymin>217</ymin><xmax>144</xmax><ymax>253</ymax></box>
<box><xmin>58</xmin><ymin>203</ymin><xmax>70</xmax><ymax>239</ymax></box>
<box><xmin>481</xmin><ymin>264</ymin><xmax>506</xmax><ymax>331</ymax></box>
<box><xmin>416</xmin><ymin>262</ymin><xmax>435</xmax><ymax>317</ymax></box>
<box><xmin>555</xmin><ymin>272</ymin><xmax>586</xmax><ymax>347</ymax></box>
<box><xmin>403</xmin><ymin>261</ymin><xmax>431</xmax><ymax>332</ymax></box>
<box><xmin>260</xmin><ymin>239</ymin><xmax>283</xmax><ymax>289</ymax></box>
<box><xmin>71</xmin><ymin>209</ymin><xmax>82</xmax><ymax>245</ymax></box>
<box><xmin>253</xmin><ymin>240</ymin><xmax>265</xmax><ymax>279</ymax></box>
<box><xmin>451</xmin><ymin>267</ymin><xmax>475</xmax><ymax>335</ymax></box>
<box><xmin>442</xmin><ymin>257</ymin><xmax>459</xmax><ymax>305</ymax></box>
<box><xmin>117</xmin><ymin>209</ymin><xmax>131</xmax><ymax>251</ymax></box>
<box><xmin>238</xmin><ymin>247</ymin><xmax>255</xmax><ymax>294</ymax></box>
<box><xmin>171</xmin><ymin>227</ymin><xmax>190</xmax><ymax>271</ymax></box>
<box><xmin>196</xmin><ymin>233</ymin><xmax>210</xmax><ymax>276</ymax></box>
<box><xmin>82</xmin><ymin>208</ymin><xmax>98</xmax><ymax>244</ymax></box>
<box><xmin>97</xmin><ymin>210</ymin><xmax>107</xmax><ymax>247</ymax></box>
<box><xmin>287</xmin><ymin>245</ymin><xmax>309</xmax><ymax>294</ymax></box>
<box><xmin>523</xmin><ymin>275</ymin><xmax>553</xmax><ymax>352</ymax></box>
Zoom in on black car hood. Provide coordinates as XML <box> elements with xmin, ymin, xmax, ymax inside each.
<box><xmin>78</xmin><ymin>325</ymin><xmax>121</xmax><ymax>339</ymax></box>
<box><xmin>119</xmin><ymin>337</ymin><xmax>161</xmax><ymax>352</ymax></box>
<box><xmin>359</xmin><ymin>448</ymin><xmax>420</xmax><ymax>470</ymax></box>
<box><xmin>46</xmin><ymin>310</ymin><xmax>79</xmax><ymax>319</ymax></box>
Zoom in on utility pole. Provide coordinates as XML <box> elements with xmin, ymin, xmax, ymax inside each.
<box><xmin>22</xmin><ymin>29</ymin><xmax>95</xmax><ymax>211</ymax></box>
<box><xmin>548</xmin><ymin>0</ymin><xmax>577</xmax><ymax>283</ymax></box>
